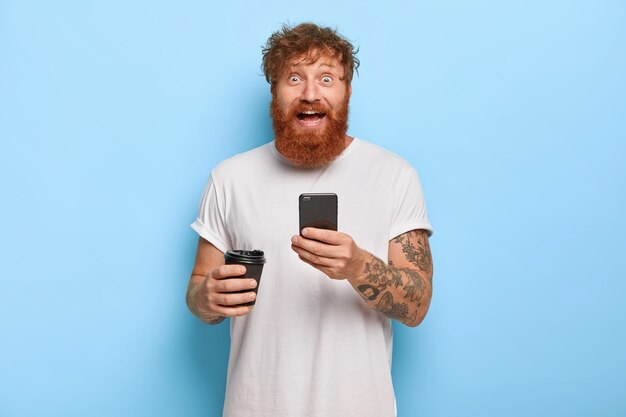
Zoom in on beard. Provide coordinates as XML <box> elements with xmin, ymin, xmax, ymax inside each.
<box><xmin>271</xmin><ymin>92</ymin><xmax>350</xmax><ymax>169</ymax></box>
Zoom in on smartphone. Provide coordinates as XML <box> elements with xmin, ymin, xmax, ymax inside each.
<box><xmin>299</xmin><ymin>193</ymin><xmax>338</xmax><ymax>235</ymax></box>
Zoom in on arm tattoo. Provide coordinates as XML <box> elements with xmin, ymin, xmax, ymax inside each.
<box><xmin>393</xmin><ymin>231</ymin><xmax>433</xmax><ymax>281</ymax></box>
<box><xmin>362</xmin><ymin>257</ymin><xmax>425</xmax><ymax>302</ymax></box>
<box><xmin>377</xmin><ymin>292</ymin><xmax>417</xmax><ymax>322</ymax></box>
<box><xmin>359</xmin><ymin>257</ymin><xmax>426</xmax><ymax>321</ymax></box>
<box><xmin>362</xmin><ymin>258</ymin><xmax>403</xmax><ymax>294</ymax></box>
<box><xmin>356</xmin><ymin>230</ymin><xmax>432</xmax><ymax>323</ymax></box>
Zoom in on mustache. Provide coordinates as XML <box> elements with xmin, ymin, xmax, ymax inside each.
<box><xmin>288</xmin><ymin>102</ymin><xmax>331</xmax><ymax>117</ymax></box>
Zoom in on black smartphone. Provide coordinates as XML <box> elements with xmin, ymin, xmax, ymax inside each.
<box><xmin>299</xmin><ymin>193</ymin><xmax>338</xmax><ymax>235</ymax></box>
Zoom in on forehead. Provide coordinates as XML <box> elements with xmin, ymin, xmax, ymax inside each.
<box><xmin>285</xmin><ymin>50</ymin><xmax>343</xmax><ymax>73</ymax></box>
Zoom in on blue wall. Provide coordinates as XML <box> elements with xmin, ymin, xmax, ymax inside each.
<box><xmin>1</xmin><ymin>1</ymin><xmax>625</xmax><ymax>416</ymax></box>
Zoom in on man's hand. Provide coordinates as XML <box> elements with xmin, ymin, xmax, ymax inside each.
<box><xmin>187</xmin><ymin>238</ymin><xmax>259</xmax><ymax>324</ymax></box>
<box><xmin>291</xmin><ymin>228</ymin><xmax>433</xmax><ymax>327</ymax></box>
<box><xmin>190</xmin><ymin>265</ymin><xmax>258</xmax><ymax>319</ymax></box>
<box><xmin>290</xmin><ymin>227</ymin><xmax>367</xmax><ymax>280</ymax></box>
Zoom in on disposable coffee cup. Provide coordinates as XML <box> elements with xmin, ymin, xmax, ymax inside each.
<box><xmin>224</xmin><ymin>249</ymin><xmax>266</xmax><ymax>306</ymax></box>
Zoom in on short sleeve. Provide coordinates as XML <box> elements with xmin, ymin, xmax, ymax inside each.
<box><xmin>190</xmin><ymin>174</ymin><xmax>231</xmax><ymax>253</ymax></box>
<box><xmin>389</xmin><ymin>166</ymin><xmax>433</xmax><ymax>240</ymax></box>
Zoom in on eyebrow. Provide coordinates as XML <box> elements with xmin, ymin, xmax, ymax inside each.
<box><xmin>290</xmin><ymin>61</ymin><xmax>336</xmax><ymax>69</ymax></box>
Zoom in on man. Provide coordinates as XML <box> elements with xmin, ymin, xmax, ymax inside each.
<box><xmin>186</xmin><ymin>23</ymin><xmax>433</xmax><ymax>417</ymax></box>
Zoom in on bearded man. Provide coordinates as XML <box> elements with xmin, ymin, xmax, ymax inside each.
<box><xmin>186</xmin><ymin>23</ymin><xmax>434</xmax><ymax>417</ymax></box>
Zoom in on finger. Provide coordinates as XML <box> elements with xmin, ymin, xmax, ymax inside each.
<box><xmin>292</xmin><ymin>244</ymin><xmax>334</xmax><ymax>267</ymax></box>
<box><xmin>215</xmin><ymin>278</ymin><xmax>257</xmax><ymax>293</ymax></box>
<box><xmin>212</xmin><ymin>291</ymin><xmax>257</xmax><ymax>307</ymax></box>
<box><xmin>291</xmin><ymin>235</ymin><xmax>336</xmax><ymax>258</ymax></box>
<box><xmin>211</xmin><ymin>304</ymin><xmax>253</xmax><ymax>318</ymax></box>
<box><xmin>301</xmin><ymin>227</ymin><xmax>344</xmax><ymax>245</ymax></box>
<box><xmin>212</xmin><ymin>264</ymin><xmax>246</xmax><ymax>279</ymax></box>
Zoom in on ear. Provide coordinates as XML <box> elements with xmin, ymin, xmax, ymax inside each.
<box><xmin>347</xmin><ymin>84</ymin><xmax>352</xmax><ymax>99</ymax></box>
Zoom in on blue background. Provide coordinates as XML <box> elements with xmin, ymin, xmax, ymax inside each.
<box><xmin>1</xmin><ymin>1</ymin><xmax>625</xmax><ymax>416</ymax></box>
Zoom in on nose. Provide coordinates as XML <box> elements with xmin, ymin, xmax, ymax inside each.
<box><xmin>300</xmin><ymin>79</ymin><xmax>320</xmax><ymax>103</ymax></box>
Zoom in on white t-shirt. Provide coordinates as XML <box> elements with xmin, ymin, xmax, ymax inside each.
<box><xmin>192</xmin><ymin>138</ymin><xmax>432</xmax><ymax>417</ymax></box>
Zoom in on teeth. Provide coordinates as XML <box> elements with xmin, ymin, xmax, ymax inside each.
<box><xmin>302</xmin><ymin>111</ymin><xmax>319</xmax><ymax>114</ymax></box>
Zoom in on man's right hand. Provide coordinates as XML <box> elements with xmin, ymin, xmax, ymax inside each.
<box><xmin>193</xmin><ymin>265</ymin><xmax>258</xmax><ymax>319</ymax></box>
<box><xmin>187</xmin><ymin>238</ymin><xmax>258</xmax><ymax>324</ymax></box>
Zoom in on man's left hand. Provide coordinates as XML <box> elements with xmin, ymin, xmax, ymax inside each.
<box><xmin>291</xmin><ymin>228</ymin><xmax>366</xmax><ymax>280</ymax></box>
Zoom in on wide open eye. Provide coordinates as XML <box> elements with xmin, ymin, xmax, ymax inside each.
<box><xmin>321</xmin><ymin>76</ymin><xmax>333</xmax><ymax>84</ymax></box>
<box><xmin>288</xmin><ymin>75</ymin><xmax>301</xmax><ymax>83</ymax></box>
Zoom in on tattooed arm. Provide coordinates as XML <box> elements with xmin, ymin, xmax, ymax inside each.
<box><xmin>291</xmin><ymin>228</ymin><xmax>433</xmax><ymax>327</ymax></box>
<box><xmin>358</xmin><ymin>230</ymin><xmax>433</xmax><ymax>326</ymax></box>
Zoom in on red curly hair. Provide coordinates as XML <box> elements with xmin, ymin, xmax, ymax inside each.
<box><xmin>262</xmin><ymin>23</ymin><xmax>359</xmax><ymax>85</ymax></box>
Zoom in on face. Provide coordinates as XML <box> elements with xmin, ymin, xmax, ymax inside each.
<box><xmin>271</xmin><ymin>51</ymin><xmax>352</xmax><ymax>168</ymax></box>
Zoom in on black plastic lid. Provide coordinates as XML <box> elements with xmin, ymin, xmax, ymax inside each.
<box><xmin>224</xmin><ymin>249</ymin><xmax>266</xmax><ymax>264</ymax></box>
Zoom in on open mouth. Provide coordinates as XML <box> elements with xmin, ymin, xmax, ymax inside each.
<box><xmin>296</xmin><ymin>110</ymin><xmax>326</xmax><ymax>125</ymax></box>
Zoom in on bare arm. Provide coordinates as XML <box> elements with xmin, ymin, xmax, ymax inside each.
<box><xmin>187</xmin><ymin>237</ymin><xmax>258</xmax><ymax>324</ymax></box>
<box><xmin>353</xmin><ymin>230</ymin><xmax>433</xmax><ymax>327</ymax></box>
<box><xmin>291</xmin><ymin>228</ymin><xmax>433</xmax><ymax>327</ymax></box>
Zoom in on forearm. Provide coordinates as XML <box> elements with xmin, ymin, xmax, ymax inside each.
<box><xmin>348</xmin><ymin>251</ymin><xmax>432</xmax><ymax>327</ymax></box>
<box><xmin>186</xmin><ymin>274</ymin><xmax>225</xmax><ymax>325</ymax></box>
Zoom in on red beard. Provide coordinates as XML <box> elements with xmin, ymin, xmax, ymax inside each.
<box><xmin>271</xmin><ymin>93</ymin><xmax>350</xmax><ymax>169</ymax></box>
